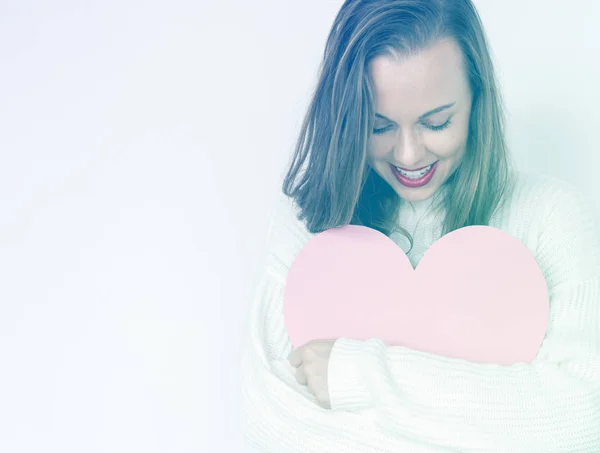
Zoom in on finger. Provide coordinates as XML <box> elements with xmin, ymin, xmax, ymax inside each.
<box><xmin>295</xmin><ymin>366</ymin><xmax>307</xmax><ymax>385</ymax></box>
<box><xmin>288</xmin><ymin>348</ymin><xmax>302</xmax><ymax>367</ymax></box>
<box><xmin>317</xmin><ymin>396</ymin><xmax>331</xmax><ymax>410</ymax></box>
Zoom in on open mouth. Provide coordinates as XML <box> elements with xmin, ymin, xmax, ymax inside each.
<box><xmin>390</xmin><ymin>161</ymin><xmax>439</xmax><ymax>188</ymax></box>
<box><xmin>394</xmin><ymin>162</ymin><xmax>436</xmax><ymax>179</ymax></box>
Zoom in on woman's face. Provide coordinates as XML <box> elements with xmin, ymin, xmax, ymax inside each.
<box><xmin>367</xmin><ymin>38</ymin><xmax>473</xmax><ymax>202</ymax></box>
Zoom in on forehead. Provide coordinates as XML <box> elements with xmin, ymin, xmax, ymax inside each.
<box><xmin>368</xmin><ymin>39</ymin><xmax>469</xmax><ymax>115</ymax></box>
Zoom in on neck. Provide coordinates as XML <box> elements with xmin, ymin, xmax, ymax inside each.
<box><xmin>399</xmin><ymin>184</ymin><xmax>447</xmax><ymax>218</ymax></box>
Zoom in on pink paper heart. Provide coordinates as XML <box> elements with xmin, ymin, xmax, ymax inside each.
<box><xmin>283</xmin><ymin>225</ymin><xmax>549</xmax><ymax>365</ymax></box>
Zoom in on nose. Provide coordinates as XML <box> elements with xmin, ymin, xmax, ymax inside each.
<box><xmin>392</xmin><ymin>129</ymin><xmax>427</xmax><ymax>169</ymax></box>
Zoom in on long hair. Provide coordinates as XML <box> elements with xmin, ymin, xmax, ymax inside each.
<box><xmin>282</xmin><ymin>0</ymin><xmax>515</xmax><ymax>248</ymax></box>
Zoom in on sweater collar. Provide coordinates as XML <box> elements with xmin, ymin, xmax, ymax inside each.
<box><xmin>398</xmin><ymin>183</ymin><xmax>448</xmax><ymax>224</ymax></box>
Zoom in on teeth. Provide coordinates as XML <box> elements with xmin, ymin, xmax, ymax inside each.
<box><xmin>396</xmin><ymin>163</ymin><xmax>433</xmax><ymax>179</ymax></box>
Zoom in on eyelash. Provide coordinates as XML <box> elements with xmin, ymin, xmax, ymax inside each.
<box><xmin>372</xmin><ymin>118</ymin><xmax>452</xmax><ymax>135</ymax></box>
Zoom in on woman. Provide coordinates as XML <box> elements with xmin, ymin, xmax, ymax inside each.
<box><xmin>239</xmin><ymin>0</ymin><xmax>600</xmax><ymax>452</ymax></box>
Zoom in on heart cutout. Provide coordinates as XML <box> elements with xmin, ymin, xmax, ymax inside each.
<box><xmin>283</xmin><ymin>225</ymin><xmax>549</xmax><ymax>365</ymax></box>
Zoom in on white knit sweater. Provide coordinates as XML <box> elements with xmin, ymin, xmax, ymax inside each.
<box><xmin>239</xmin><ymin>171</ymin><xmax>600</xmax><ymax>453</ymax></box>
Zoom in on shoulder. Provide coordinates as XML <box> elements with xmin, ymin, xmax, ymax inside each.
<box><xmin>497</xmin><ymin>170</ymin><xmax>597</xmax><ymax>229</ymax></box>
<box><xmin>268</xmin><ymin>192</ymin><xmax>314</xmax><ymax>244</ymax></box>
<box><xmin>262</xmin><ymin>192</ymin><xmax>315</xmax><ymax>277</ymax></box>
<box><xmin>512</xmin><ymin>170</ymin><xmax>581</xmax><ymax>208</ymax></box>
<box><xmin>496</xmin><ymin>170</ymin><xmax>600</xmax><ymax>285</ymax></box>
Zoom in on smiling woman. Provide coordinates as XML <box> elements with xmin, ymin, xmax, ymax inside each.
<box><xmin>239</xmin><ymin>0</ymin><xmax>600</xmax><ymax>452</ymax></box>
<box><xmin>278</xmin><ymin>3</ymin><xmax>513</xmax><ymax>254</ymax></box>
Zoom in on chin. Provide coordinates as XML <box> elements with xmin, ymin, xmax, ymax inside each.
<box><xmin>395</xmin><ymin>186</ymin><xmax>437</xmax><ymax>202</ymax></box>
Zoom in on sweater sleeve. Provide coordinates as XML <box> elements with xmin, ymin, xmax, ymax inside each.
<box><xmin>238</xmin><ymin>194</ymin><xmax>379</xmax><ymax>452</ymax></box>
<box><xmin>239</xmin><ymin>194</ymin><xmax>463</xmax><ymax>453</ymax></box>
<box><xmin>327</xmin><ymin>181</ymin><xmax>600</xmax><ymax>452</ymax></box>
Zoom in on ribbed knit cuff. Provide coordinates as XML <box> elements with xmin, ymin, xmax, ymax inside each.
<box><xmin>327</xmin><ymin>337</ymin><xmax>372</xmax><ymax>411</ymax></box>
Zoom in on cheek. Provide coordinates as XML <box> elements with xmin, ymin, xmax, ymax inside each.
<box><xmin>427</xmin><ymin>134</ymin><xmax>464</xmax><ymax>157</ymax></box>
<box><xmin>427</xmin><ymin>122</ymin><xmax>470</xmax><ymax>157</ymax></box>
<box><xmin>368</xmin><ymin>138</ymin><xmax>387</xmax><ymax>158</ymax></box>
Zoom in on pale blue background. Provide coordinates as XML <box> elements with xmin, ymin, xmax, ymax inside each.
<box><xmin>0</xmin><ymin>1</ymin><xmax>598</xmax><ymax>452</ymax></box>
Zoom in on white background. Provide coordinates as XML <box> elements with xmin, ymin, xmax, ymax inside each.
<box><xmin>0</xmin><ymin>1</ymin><xmax>598</xmax><ymax>452</ymax></box>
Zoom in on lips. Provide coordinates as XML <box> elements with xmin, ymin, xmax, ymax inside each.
<box><xmin>390</xmin><ymin>161</ymin><xmax>439</xmax><ymax>188</ymax></box>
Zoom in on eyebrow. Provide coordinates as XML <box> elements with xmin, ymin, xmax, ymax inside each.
<box><xmin>375</xmin><ymin>102</ymin><xmax>456</xmax><ymax>122</ymax></box>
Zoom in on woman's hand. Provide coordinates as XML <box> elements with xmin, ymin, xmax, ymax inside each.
<box><xmin>288</xmin><ymin>339</ymin><xmax>336</xmax><ymax>409</ymax></box>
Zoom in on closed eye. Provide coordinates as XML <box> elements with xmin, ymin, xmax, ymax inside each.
<box><xmin>427</xmin><ymin>118</ymin><xmax>452</xmax><ymax>131</ymax></box>
<box><xmin>373</xmin><ymin>118</ymin><xmax>453</xmax><ymax>135</ymax></box>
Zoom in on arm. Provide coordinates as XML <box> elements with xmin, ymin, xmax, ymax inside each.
<box><xmin>238</xmin><ymin>195</ymin><xmax>371</xmax><ymax>452</ymax></box>
<box><xmin>327</xmin><ymin>182</ymin><xmax>600</xmax><ymax>452</ymax></box>
<box><xmin>239</xmin><ymin>194</ymin><xmax>459</xmax><ymax>453</ymax></box>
